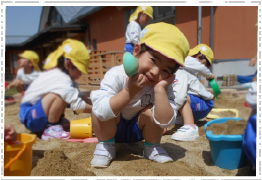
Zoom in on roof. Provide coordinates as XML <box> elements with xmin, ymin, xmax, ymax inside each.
<box><xmin>55</xmin><ymin>6</ymin><xmax>105</xmax><ymax>24</ymax></box>
<box><xmin>6</xmin><ymin>36</ymin><xmax>31</xmax><ymax>46</ymax></box>
<box><xmin>6</xmin><ymin>24</ymin><xmax>87</xmax><ymax>50</ymax></box>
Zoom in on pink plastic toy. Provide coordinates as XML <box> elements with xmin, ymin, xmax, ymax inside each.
<box><xmin>67</xmin><ymin>137</ymin><xmax>99</xmax><ymax>143</ymax></box>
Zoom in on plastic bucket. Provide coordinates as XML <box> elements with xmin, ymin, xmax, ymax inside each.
<box><xmin>209</xmin><ymin>79</ymin><xmax>221</xmax><ymax>100</ymax></box>
<box><xmin>4</xmin><ymin>133</ymin><xmax>37</xmax><ymax>176</ymax></box>
<box><xmin>204</xmin><ymin>117</ymin><xmax>248</xmax><ymax>170</ymax></box>
<box><xmin>70</xmin><ymin>117</ymin><xmax>93</xmax><ymax>139</ymax></box>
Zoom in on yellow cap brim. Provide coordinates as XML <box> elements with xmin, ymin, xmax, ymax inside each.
<box><xmin>144</xmin><ymin>12</ymin><xmax>153</xmax><ymax>19</ymax></box>
<box><xmin>206</xmin><ymin>57</ymin><xmax>212</xmax><ymax>68</ymax></box>
<box><xmin>189</xmin><ymin>49</ymin><xmax>212</xmax><ymax>67</ymax></box>
<box><xmin>33</xmin><ymin>63</ymin><xmax>40</xmax><ymax>71</ymax></box>
<box><xmin>70</xmin><ymin>59</ymin><xmax>88</xmax><ymax>74</ymax></box>
<box><xmin>145</xmin><ymin>43</ymin><xmax>185</xmax><ymax>67</ymax></box>
<box><xmin>19</xmin><ymin>53</ymin><xmax>40</xmax><ymax>71</ymax></box>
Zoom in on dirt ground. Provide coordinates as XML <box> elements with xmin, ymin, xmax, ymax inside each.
<box><xmin>4</xmin><ymin>90</ymin><xmax>255</xmax><ymax>176</ymax></box>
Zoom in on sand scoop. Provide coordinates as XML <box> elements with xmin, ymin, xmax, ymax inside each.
<box><xmin>206</xmin><ymin>108</ymin><xmax>239</xmax><ymax>119</ymax></box>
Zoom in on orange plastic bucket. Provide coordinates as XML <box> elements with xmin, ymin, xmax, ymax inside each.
<box><xmin>70</xmin><ymin>117</ymin><xmax>93</xmax><ymax>139</ymax></box>
<box><xmin>4</xmin><ymin>133</ymin><xmax>37</xmax><ymax>176</ymax></box>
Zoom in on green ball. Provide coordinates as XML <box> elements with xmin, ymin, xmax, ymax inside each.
<box><xmin>123</xmin><ymin>52</ymin><xmax>139</xmax><ymax>77</ymax></box>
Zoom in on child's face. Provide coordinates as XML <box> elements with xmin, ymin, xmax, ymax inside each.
<box><xmin>19</xmin><ymin>58</ymin><xmax>29</xmax><ymax>68</ymax></box>
<box><xmin>65</xmin><ymin>60</ymin><xmax>82</xmax><ymax>81</ymax></box>
<box><xmin>136</xmin><ymin>49</ymin><xmax>177</xmax><ymax>86</ymax></box>
<box><xmin>196</xmin><ymin>55</ymin><xmax>209</xmax><ymax>67</ymax></box>
<box><xmin>139</xmin><ymin>14</ymin><xmax>150</xmax><ymax>25</ymax></box>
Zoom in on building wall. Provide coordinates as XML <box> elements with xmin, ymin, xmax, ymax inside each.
<box><xmin>83</xmin><ymin>6</ymin><xmax>257</xmax><ymax>59</ymax></box>
<box><xmin>213</xmin><ymin>6</ymin><xmax>257</xmax><ymax>59</ymax></box>
<box><xmin>176</xmin><ymin>6</ymin><xmax>211</xmax><ymax>49</ymax></box>
<box><xmin>85</xmin><ymin>6</ymin><xmax>126</xmax><ymax>52</ymax></box>
<box><xmin>176</xmin><ymin>6</ymin><xmax>257</xmax><ymax>60</ymax></box>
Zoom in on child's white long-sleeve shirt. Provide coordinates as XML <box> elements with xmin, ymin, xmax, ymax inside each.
<box><xmin>183</xmin><ymin>56</ymin><xmax>212</xmax><ymax>78</ymax></box>
<box><xmin>90</xmin><ymin>65</ymin><xmax>178</xmax><ymax>128</ymax></box>
<box><xmin>21</xmin><ymin>68</ymin><xmax>86</xmax><ymax>113</ymax></box>
<box><xmin>172</xmin><ymin>69</ymin><xmax>214</xmax><ymax>110</ymax></box>
<box><xmin>125</xmin><ymin>21</ymin><xmax>141</xmax><ymax>45</ymax></box>
<box><xmin>246</xmin><ymin>81</ymin><xmax>257</xmax><ymax>110</ymax></box>
<box><xmin>16</xmin><ymin>68</ymin><xmax>41</xmax><ymax>85</ymax></box>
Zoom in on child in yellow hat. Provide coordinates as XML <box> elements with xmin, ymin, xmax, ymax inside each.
<box><xmin>90</xmin><ymin>22</ymin><xmax>190</xmax><ymax>168</ymax></box>
<box><xmin>171</xmin><ymin>44</ymin><xmax>215</xmax><ymax>141</ymax></box>
<box><xmin>6</xmin><ymin>50</ymin><xmax>41</xmax><ymax>92</ymax></box>
<box><xmin>19</xmin><ymin>39</ymin><xmax>92</xmax><ymax>140</ymax></box>
<box><xmin>124</xmin><ymin>6</ymin><xmax>153</xmax><ymax>54</ymax></box>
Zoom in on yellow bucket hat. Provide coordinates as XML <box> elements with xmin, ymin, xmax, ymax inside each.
<box><xmin>139</xmin><ymin>22</ymin><xmax>189</xmax><ymax>66</ymax></box>
<box><xmin>129</xmin><ymin>6</ymin><xmax>153</xmax><ymax>22</ymax></box>
<box><xmin>188</xmin><ymin>44</ymin><xmax>214</xmax><ymax>65</ymax></box>
<box><xmin>19</xmin><ymin>50</ymin><xmax>40</xmax><ymax>71</ymax></box>
<box><xmin>43</xmin><ymin>39</ymin><xmax>90</xmax><ymax>74</ymax></box>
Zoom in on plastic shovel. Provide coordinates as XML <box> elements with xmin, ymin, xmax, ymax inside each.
<box><xmin>67</xmin><ymin>137</ymin><xmax>99</xmax><ymax>143</ymax></box>
<box><xmin>206</xmin><ymin>108</ymin><xmax>239</xmax><ymax>119</ymax></box>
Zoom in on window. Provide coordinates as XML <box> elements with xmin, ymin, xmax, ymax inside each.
<box><xmin>13</xmin><ymin>54</ymin><xmax>18</xmax><ymax>68</ymax></box>
<box><xmin>154</xmin><ymin>6</ymin><xmax>175</xmax><ymax>19</ymax></box>
<box><xmin>47</xmin><ymin>6</ymin><xmax>63</xmax><ymax>27</ymax></box>
<box><xmin>92</xmin><ymin>39</ymin><xmax>97</xmax><ymax>51</ymax></box>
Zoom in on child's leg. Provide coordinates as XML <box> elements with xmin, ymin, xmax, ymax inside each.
<box><xmin>179</xmin><ymin>95</ymin><xmax>194</xmax><ymax>124</ymax></box>
<box><xmin>91</xmin><ymin>112</ymin><xmax>119</xmax><ymax>168</ymax></box>
<box><xmin>91</xmin><ymin>112</ymin><xmax>120</xmax><ymax>141</ymax></box>
<box><xmin>42</xmin><ymin>93</ymin><xmax>67</xmax><ymax>123</ymax></box>
<box><xmin>138</xmin><ymin>104</ymin><xmax>173</xmax><ymax>163</ymax></box>
<box><xmin>138</xmin><ymin>104</ymin><xmax>164</xmax><ymax>143</ymax></box>
<box><xmin>171</xmin><ymin>95</ymin><xmax>199</xmax><ymax>141</ymax></box>
<box><xmin>41</xmin><ymin>93</ymin><xmax>70</xmax><ymax>140</ymax></box>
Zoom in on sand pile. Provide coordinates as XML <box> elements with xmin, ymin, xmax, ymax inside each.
<box><xmin>31</xmin><ymin>149</ymin><xmax>95</xmax><ymax>176</ymax></box>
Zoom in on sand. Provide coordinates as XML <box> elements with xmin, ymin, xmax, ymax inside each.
<box><xmin>206</xmin><ymin>119</ymin><xmax>248</xmax><ymax>135</ymax></box>
<box><xmin>4</xmin><ymin>91</ymin><xmax>255</xmax><ymax>176</ymax></box>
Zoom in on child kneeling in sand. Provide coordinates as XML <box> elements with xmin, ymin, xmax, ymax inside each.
<box><xmin>19</xmin><ymin>39</ymin><xmax>92</xmax><ymax>140</ymax></box>
<box><xmin>90</xmin><ymin>22</ymin><xmax>190</xmax><ymax>168</ymax></box>
<box><xmin>171</xmin><ymin>68</ymin><xmax>214</xmax><ymax>141</ymax></box>
<box><xmin>171</xmin><ymin>44</ymin><xmax>215</xmax><ymax>141</ymax></box>
<box><xmin>6</xmin><ymin>50</ymin><xmax>41</xmax><ymax>92</ymax></box>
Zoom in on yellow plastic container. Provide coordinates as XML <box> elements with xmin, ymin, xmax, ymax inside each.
<box><xmin>4</xmin><ymin>133</ymin><xmax>37</xmax><ymax>176</ymax></box>
<box><xmin>70</xmin><ymin>117</ymin><xmax>93</xmax><ymax>139</ymax></box>
<box><xmin>206</xmin><ymin>108</ymin><xmax>239</xmax><ymax>119</ymax></box>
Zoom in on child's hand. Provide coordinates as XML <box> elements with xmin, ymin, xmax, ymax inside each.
<box><xmin>249</xmin><ymin>56</ymin><xmax>257</xmax><ymax>67</ymax></box>
<box><xmin>206</xmin><ymin>74</ymin><xmax>216</xmax><ymax>81</ymax></box>
<box><xmin>155</xmin><ymin>74</ymin><xmax>176</xmax><ymax>90</ymax></box>
<box><xmin>15</xmin><ymin>80</ymin><xmax>25</xmax><ymax>93</ymax></box>
<box><xmin>4</xmin><ymin>124</ymin><xmax>17</xmax><ymax>143</ymax></box>
<box><xmin>154</xmin><ymin>74</ymin><xmax>176</xmax><ymax>90</ymax></box>
<box><xmin>125</xmin><ymin>73</ymin><xmax>146</xmax><ymax>97</ymax></box>
<box><xmin>6</xmin><ymin>85</ymin><xmax>10</xmax><ymax>91</ymax></box>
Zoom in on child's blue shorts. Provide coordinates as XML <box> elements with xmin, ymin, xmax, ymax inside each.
<box><xmin>115</xmin><ymin>113</ymin><xmax>144</xmax><ymax>143</ymax></box>
<box><xmin>254</xmin><ymin>70</ymin><xmax>257</xmax><ymax>77</ymax></box>
<box><xmin>19</xmin><ymin>99</ymin><xmax>48</xmax><ymax>132</ymax></box>
<box><xmin>124</xmin><ymin>43</ymin><xmax>134</xmax><ymax>54</ymax></box>
<box><xmin>189</xmin><ymin>94</ymin><xmax>214</xmax><ymax>121</ymax></box>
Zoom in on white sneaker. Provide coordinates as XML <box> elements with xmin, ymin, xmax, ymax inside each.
<box><xmin>91</xmin><ymin>142</ymin><xmax>116</xmax><ymax>168</ymax></box>
<box><xmin>143</xmin><ymin>145</ymin><xmax>173</xmax><ymax>163</ymax></box>
<box><xmin>171</xmin><ymin>125</ymin><xmax>199</xmax><ymax>141</ymax></box>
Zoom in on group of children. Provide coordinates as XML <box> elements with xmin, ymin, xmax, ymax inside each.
<box><xmin>4</xmin><ymin>6</ymin><xmax>256</xmax><ymax>169</ymax></box>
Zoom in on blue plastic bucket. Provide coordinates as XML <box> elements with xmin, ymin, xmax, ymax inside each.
<box><xmin>204</xmin><ymin>117</ymin><xmax>248</xmax><ymax>170</ymax></box>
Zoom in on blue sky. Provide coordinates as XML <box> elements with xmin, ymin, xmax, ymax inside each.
<box><xmin>6</xmin><ymin>6</ymin><xmax>43</xmax><ymax>36</ymax></box>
